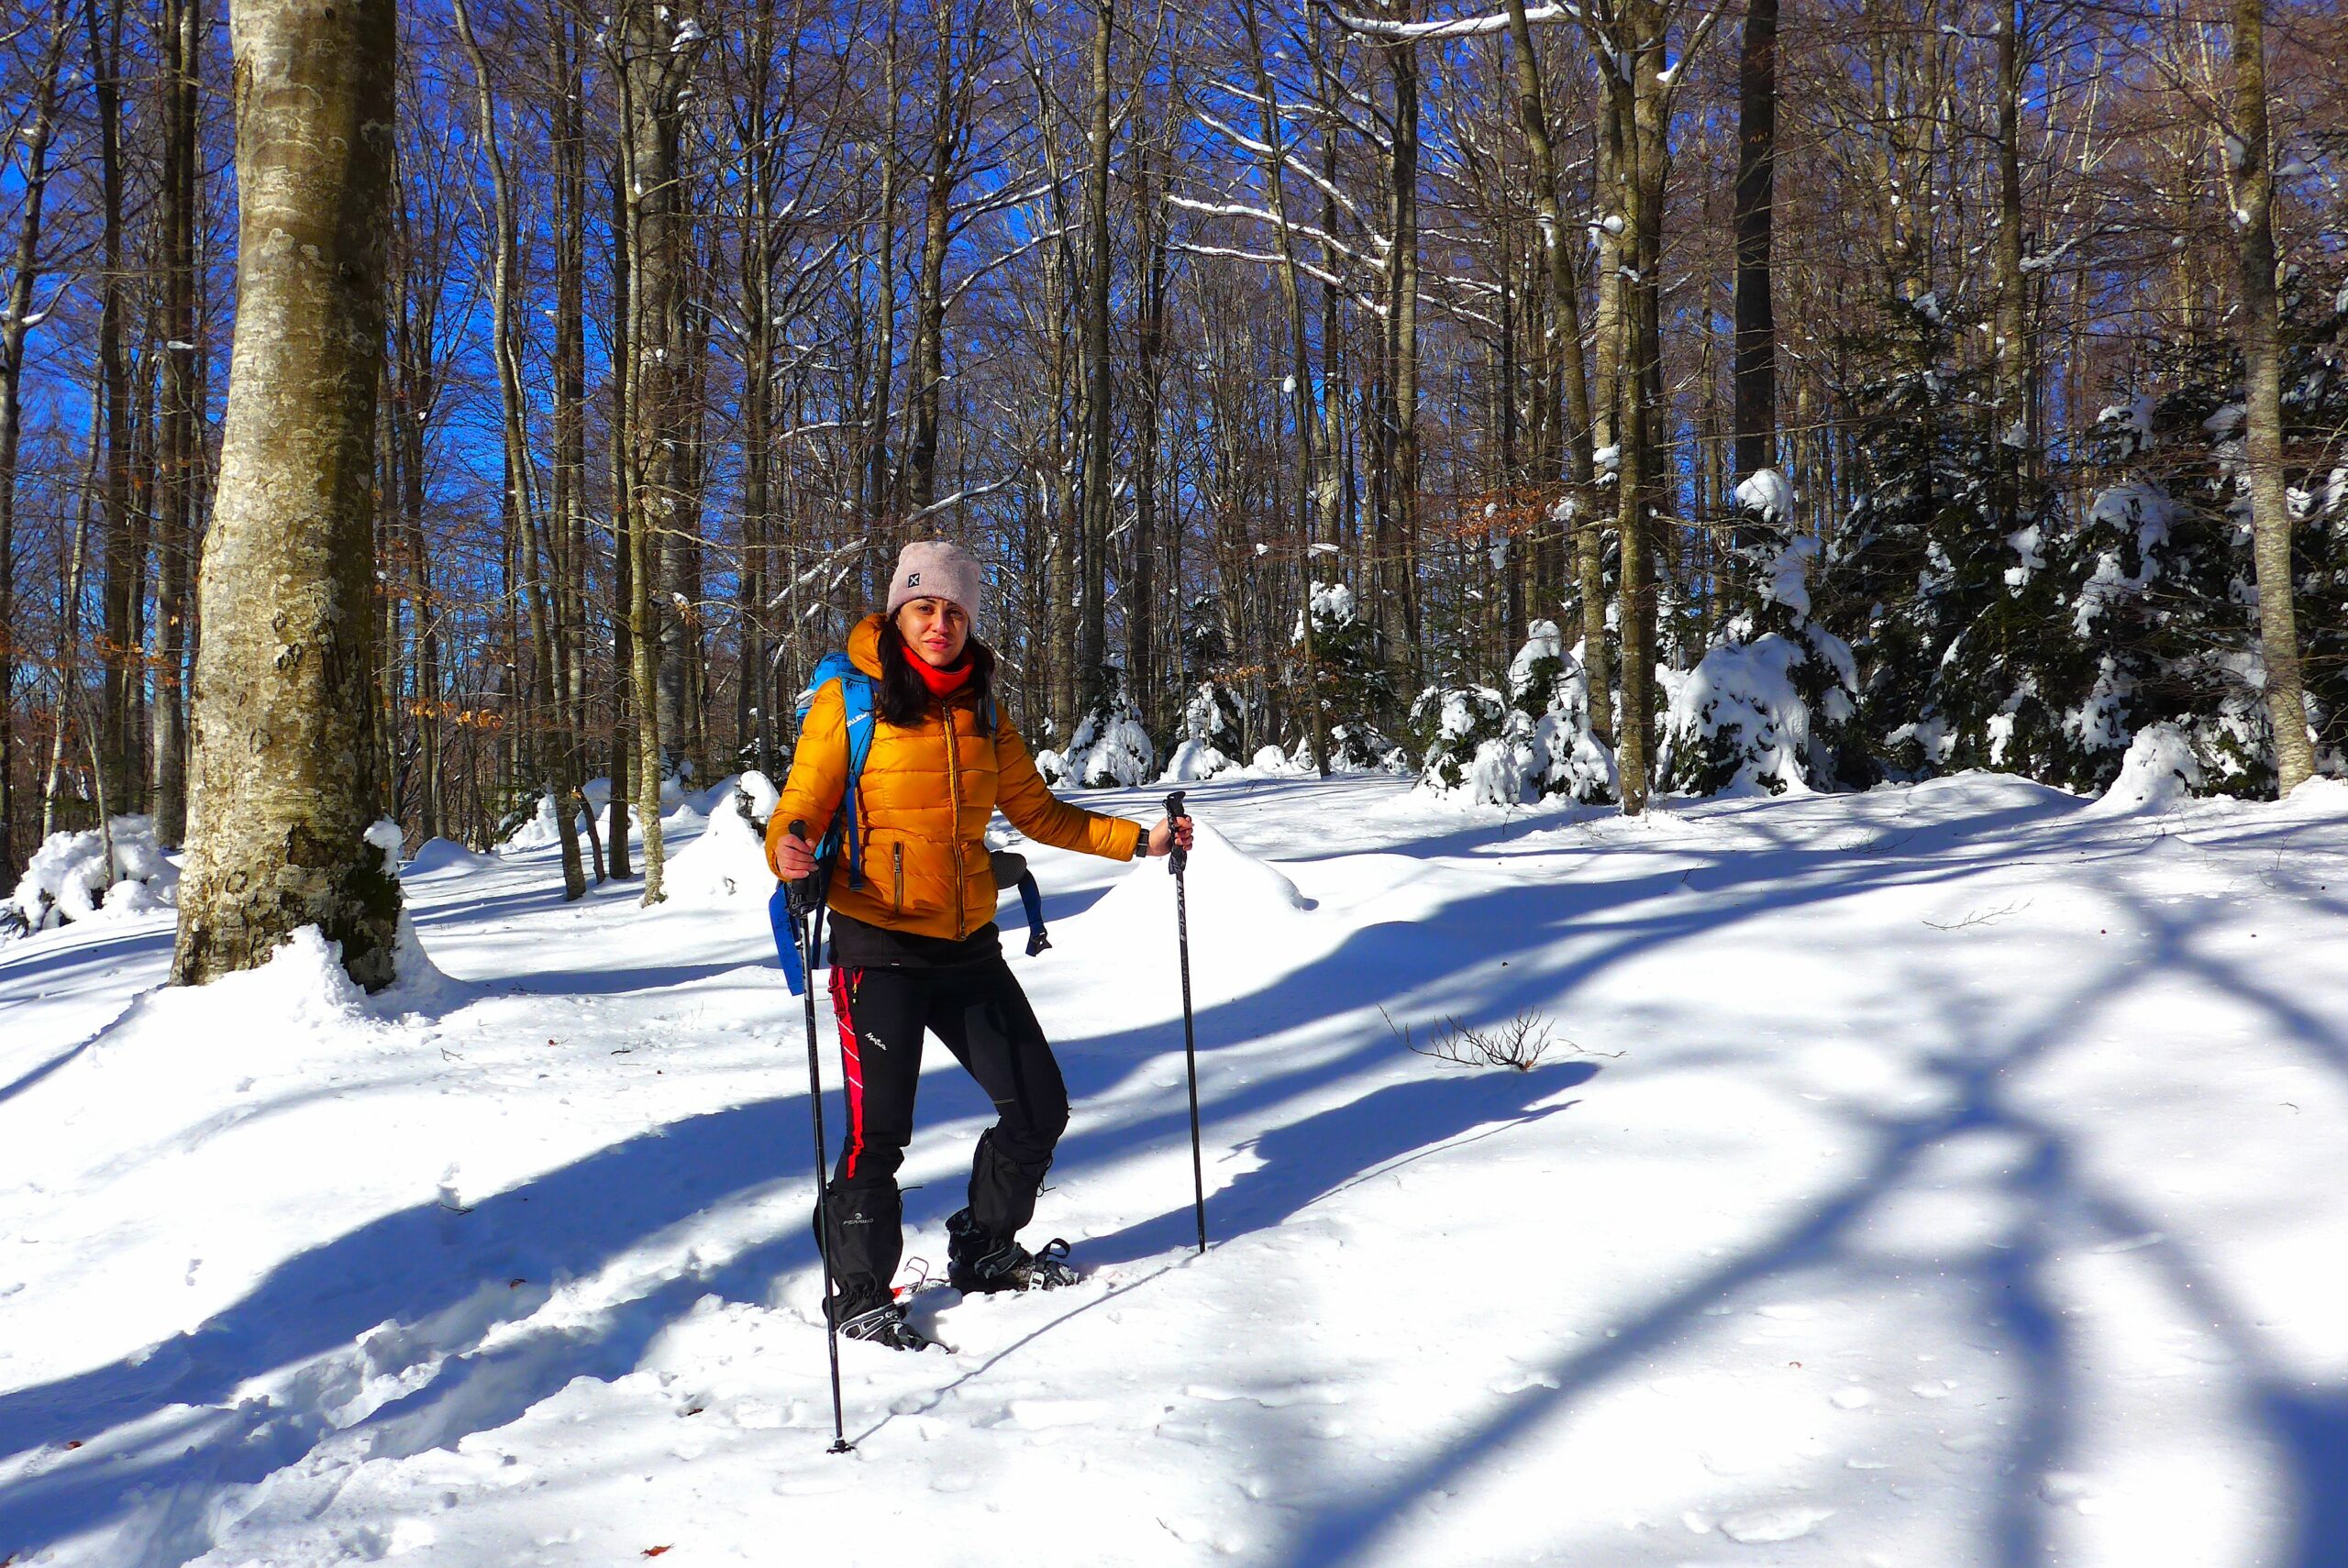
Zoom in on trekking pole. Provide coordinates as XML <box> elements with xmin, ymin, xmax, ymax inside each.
<box><xmin>1164</xmin><ymin>791</ymin><xmax>1208</xmax><ymax>1254</ymax></box>
<box><xmin>771</xmin><ymin>822</ymin><xmax>853</xmax><ymax>1455</ymax></box>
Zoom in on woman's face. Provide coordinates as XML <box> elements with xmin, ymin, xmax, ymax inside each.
<box><xmin>895</xmin><ymin>597</ymin><xmax>970</xmax><ymax>668</ymax></box>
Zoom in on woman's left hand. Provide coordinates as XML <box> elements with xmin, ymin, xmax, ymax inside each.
<box><xmin>1146</xmin><ymin>815</ymin><xmax>1196</xmax><ymax>857</ymax></box>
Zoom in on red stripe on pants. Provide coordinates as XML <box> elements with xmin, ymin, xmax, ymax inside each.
<box><xmin>830</xmin><ymin>966</ymin><xmax>866</xmax><ymax>1180</ymax></box>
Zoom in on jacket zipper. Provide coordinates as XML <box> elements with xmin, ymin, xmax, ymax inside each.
<box><xmin>892</xmin><ymin>842</ymin><xmax>904</xmax><ymax>915</ymax></box>
<box><xmin>943</xmin><ymin>704</ymin><xmax>967</xmax><ymax>938</ymax></box>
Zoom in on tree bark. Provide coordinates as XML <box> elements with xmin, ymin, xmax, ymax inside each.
<box><xmin>172</xmin><ymin>0</ymin><xmax>403</xmax><ymax>991</ymax></box>
<box><xmin>1732</xmin><ymin>0</ymin><xmax>1778</xmax><ymax>489</ymax></box>
<box><xmin>1990</xmin><ymin>0</ymin><xmax>2028</xmax><ymax>521</ymax></box>
<box><xmin>2229</xmin><ymin>0</ymin><xmax>2314</xmax><ymax>794</ymax></box>
<box><xmin>454</xmin><ymin>0</ymin><xmax>582</xmax><ymax>899</ymax></box>
<box><xmin>1075</xmin><ymin>0</ymin><xmax>1115</xmax><ymax>710</ymax></box>
<box><xmin>1386</xmin><ymin>29</ymin><xmax>1423</xmax><ymax>696</ymax></box>
<box><xmin>85</xmin><ymin>0</ymin><xmax>139</xmax><ymax>816</ymax></box>
<box><xmin>0</xmin><ymin>0</ymin><xmax>71</xmax><ymax>883</ymax></box>
<box><xmin>615</xmin><ymin>0</ymin><xmax>703</xmax><ymax>901</ymax></box>
<box><xmin>1237</xmin><ymin>0</ymin><xmax>1330</xmax><ymax>777</ymax></box>
<box><xmin>1129</xmin><ymin>135</ymin><xmax>1168</xmax><ymax>727</ymax></box>
<box><xmin>1502</xmin><ymin>0</ymin><xmax>1610</xmax><ymax>743</ymax></box>
<box><xmin>152</xmin><ymin>0</ymin><xmax>202</xmax><ymax>847</ymax></box>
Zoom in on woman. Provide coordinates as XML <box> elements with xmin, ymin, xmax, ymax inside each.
<box><xmin>768</xmin><ymin>539</ymin><xmax>1191</xmax><ymax>1352</ymax></box>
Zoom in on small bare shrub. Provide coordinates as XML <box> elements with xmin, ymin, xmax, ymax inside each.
<box><xmin>1382</xmin><ymin>1006</ymin><xmax>1584</xmax><ymax>1072</ymax></box>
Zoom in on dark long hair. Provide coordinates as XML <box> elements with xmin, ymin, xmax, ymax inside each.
<box><xmin>875</xmin><ymin>617</ymin><xmax>997</xmax><ymax>734</ymax></box>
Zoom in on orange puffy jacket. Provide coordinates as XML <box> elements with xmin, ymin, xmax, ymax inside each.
<box><xmin>765</xmin><ymin>614</ymin><xmax>1145</xmax><ymax>941</ymax></box>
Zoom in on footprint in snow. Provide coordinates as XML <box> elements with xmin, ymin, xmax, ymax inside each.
<box><xmin>1719</xmin><ymin>1506</ymin><xmax>1833</xmax><ymax>1544</ymax></box>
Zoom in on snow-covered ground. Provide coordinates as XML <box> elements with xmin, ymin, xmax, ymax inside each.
<box><xmin>3</xmin><ymin>772</ymin><xmax>2345</xmax><ymax>1567</ymax></box>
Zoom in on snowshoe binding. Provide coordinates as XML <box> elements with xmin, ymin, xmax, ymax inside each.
<box><xmin>946</xmin><ymin>1208</ymin><xmax>1079</xmax><ymax>1295</ymax></box>
<box><xmin>835</xmin><ymin>1297</ymin><xmax>944</xmax><ymax>1353</ymax></box>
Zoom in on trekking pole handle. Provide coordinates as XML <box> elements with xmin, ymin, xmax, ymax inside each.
<box><xmin>1163</xmin><ymin>791</ymin><xmax>1188</xmax><ymax>878</ymax></box>
<box><xmin>786</xmin><ymin>819</ymin><xmax>819</xmax><ymax>919</ymax></box>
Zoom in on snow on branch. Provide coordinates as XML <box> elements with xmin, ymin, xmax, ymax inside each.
<box><xmin>1170</xmin><ymin>241</ymin><xmax>1368</xmax><ymax>304</ymax></box>
<box><xmin>1166</xmin><ymin>194</ymin><xmax>1390</xmax><ymax>271</ymax></box>
<box><xmin>905</xmin><ymin>475</ymin><xmax>1018</xmax><ymax>525</ymax></box>
<box><xmin>1327</xmin><ymin>1</ymin><xmax>1577</xmax><ymax>40</ymax></box>
<box><xmin>945</xmin><ymin>225</ymin><xmax>1072</xmax><ymax>308</ymax></box>
<box><xmin>1191</xmin><ymin>107</ymin><xmax>1377</xmax><ymax>230</ymax></box>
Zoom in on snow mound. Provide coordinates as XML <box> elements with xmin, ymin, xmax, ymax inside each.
<box><xmin>2275</xmin><ymin>775</ymin><xmax>2348</xmax><ymax>820</ymax></box>
<box><xmin>1246</xmin><ymin>743</ymin><xmax>1301</xmax><ymax>777</ymax></box>
<box><xmin>1059</xmin><ymin>820</ymin><xmax>1312</xmax><ymax>998</ymax></box>
<box><xmin>663</xmin><ymin>772</ymin><xmax>780</xmax><ymax>904</ymax></box>
<box><xmin>6</xmin><ymin>815</ymin><xmax>179</xmax><ymax>934</ymax></box>
<box><xmin>499</xmin><ymin>792</ymin><xmax>585</xmax><ymax>853</ymax></box>
<box><xmin>1161</xmin><ymin>738</ymin><xmax>1240</xmax><ymax>782</ymax></box>
<box><xmin>2085</xmin><ymin>723</ymin><xmax>2201</xmax><ymax>816</ymax></box>
<box><xmin>129</xmin><ymin>925</ymin><xmax>370</xmax><ymax>1042</ymax></box>
<box><xmin>405</xmin><ymin>837</ymin><xmax>493</xmax><ymax>876</ymax></box>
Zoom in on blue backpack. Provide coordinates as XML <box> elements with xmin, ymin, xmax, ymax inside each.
<box><xmin>799</xmin><ymin>651</ymin><xmax>881</xmax><ymax>895</ymax></box>
<box><xmin>769</xmin><ymin>653</ymin><xmax>1047</xmax><ymax>997</ymax></box>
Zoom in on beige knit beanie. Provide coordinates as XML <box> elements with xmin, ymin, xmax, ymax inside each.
<box><xmin>886</xmin><ymin>539</ymin><xmax>985</xmax><ymax>632</ymax></box>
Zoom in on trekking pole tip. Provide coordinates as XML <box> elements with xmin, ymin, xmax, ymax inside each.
<box><xmin>827</xmin><ymin>1439</ymin><xmax>856</xmax><ymax>1455</ymax></box>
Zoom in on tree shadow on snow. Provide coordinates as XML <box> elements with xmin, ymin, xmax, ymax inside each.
<box><xmin>0</xmin><ymin>1090</ymin><xmax>828</xmax><ymax>1562</ymax></box>
<box><xmin>1075</xmin><ymin>1062</ymin><xmax>1595</xmax><ymax>1270</ymax></box>
<box><xmin>5</xmin><ymin>782</ymin><xmax>2343</xmax><ymax>1567</ymax></box>
<box><xmin>1248</xmin><ymin>798</ymin><xmax>2348</xmax><ymax>1568</ymax></box>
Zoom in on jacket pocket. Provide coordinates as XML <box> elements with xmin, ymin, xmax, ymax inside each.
<box><xmin>892</xmin><ymin>842</ymin><xmax>905</xmax><ymax>915</ymax></box>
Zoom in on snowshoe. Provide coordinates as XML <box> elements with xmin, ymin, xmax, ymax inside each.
<box><xmin>836</xmin><ymin>1297</ymin><xmax>944</xmax><ymax>1353</ymax></box>
<box><xmin>946</xmin><ymin>1208</ymin><xmax>1080</xmax><ymax>1294</ymax></box>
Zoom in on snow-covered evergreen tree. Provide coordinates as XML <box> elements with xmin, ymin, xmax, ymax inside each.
<box><xmin>1411</xmin><ymin>623</ymin><xmax>1616</xmax><ymax>805</ymax></box>
<box><xmin>2039</xmin><ymin>287</ymin><xmax>2348</xmax><ymax>795</ymax></box>
<box><xmin>1822</xmin><ymin>292</ymin><xmax>2070</xmax><ymax>784</ymax></box>
<box><xmin>1662</xmin><ymin>527</ymin><xmax>1866</xmax><ymax>796</ymax></box>
<box><xmin>1042</xmin><ymin>678</ymin><xmax>1157</xmax><ymax>788</ymax></box>
<box><xmin>1294</xmin><ymin>580</ymin><xmax>1403</xmax><ymax>770</ymax></box>
<box><xmin>1162</xmin><ymin>681</ymin><xmax>1246</xmax><ymax>781</ymax></box>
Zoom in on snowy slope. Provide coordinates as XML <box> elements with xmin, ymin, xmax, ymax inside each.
<box><xmin>3</xmin><ymin>774</ymin><xmax>2346</xmax><ymax>1567</ymax></box>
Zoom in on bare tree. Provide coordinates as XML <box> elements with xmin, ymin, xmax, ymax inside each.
<box><xmin>2226</xmin><ymin>0</ymin><xmax>2315</xmax><ymax>794</ymax></box>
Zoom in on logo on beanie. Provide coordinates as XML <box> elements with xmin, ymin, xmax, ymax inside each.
<box><xmin>907</xmin><ymin>571</ymin><xmax>921</xmax><ymax>587</ymax></box>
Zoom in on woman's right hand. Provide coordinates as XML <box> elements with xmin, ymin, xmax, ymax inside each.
<box><xmin>773</xmin><ymin>828</ymin><xmax>817</xmax><ymax>882</ymax></box>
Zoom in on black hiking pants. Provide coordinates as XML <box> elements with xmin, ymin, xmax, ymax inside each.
<box><xmin>818</xmin><ymin>956</ymin><xmax>1068</xmax><ymax>1319</ymax></box>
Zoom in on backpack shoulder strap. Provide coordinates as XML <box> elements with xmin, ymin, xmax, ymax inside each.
<box><xmin>826</xmin><ymin>667</ymin><xmax>877</xmax><ymax>891</ymax></box>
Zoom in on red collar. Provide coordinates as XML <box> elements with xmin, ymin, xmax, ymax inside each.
<box><xmin>913</xmin><ymin>655</ymin><xmax>973</xmax><ymax>700</ymax></box>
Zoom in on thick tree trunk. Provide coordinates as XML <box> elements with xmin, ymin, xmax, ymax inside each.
<box><xmin>86</xmin><ymin>0</ymin><xmax>138</xmax><ymax>816</ymax></box>
<box><xmin>2229</xmin><ymin>0</ymin><xmax>2314</xmax><ymax>794</ymax></box>
<box><xmin>616</xmin><ymin>1</ymin><xmax>703</xmax><ymax>902</ymax></box>
<box><xmin>737</xmin><ymin>9</ymin><xmax>778</xmax><ymax>786</ymax></box>
<box><xmin>1598</xmin><ymin>0</ymin><xmax>1674</xmax><ymax>815</ymax></box>
<box><xmin>1075</xmin><ymin>0</ymin><xmax>1115</xmax><ymax>710</ymax></box>
<box><xmin>0</xmin><ymin>0</ymin><xmax>70</xmax><ymax>884</ymax></box>
<box><xmin>1387</xmin><ymin>32</ymin><xmax>1423</xmax><ymax>696</ymax></box>
<box><xmin>454</xmin><ymin>0</ymin><xmax>582</xmax><ymax>899</ymax></box>
<box><xmin>1238</xmin><ymin>0</ymin><xmax>1329</xmax><ymax>777</ymax></box>
<box><xmin>604</xmin><ymin>153</ymin><xmax>633</xmax><ymax>880</ymax></box>
<box><xmin>862</xmin><ymin>9</ymin><xmax>902</xmax><ymax>563</ymax></box>
<box><xmin>551</xmin><ymin>3</ymin><xmax>596</xmax><ymax>875</ymax></box>
<box><xmin>903</xmin><ymin>0</ymin><xmax>974</xmax><ymax>520</ymax></box>
<box><xmin>172</xmin><ymin>0</ymin><xmax>403</xmax><ymax>992</ymax></box>
<box><xmin>152</xmin><ymin>0</ymin><xmax>202</xmax><ymax>847</ymax></box>
<box><xmin>1500</xmin><ymin>0</ymin><xmax>1606</xmax><ymax>740</ymax></box>
<box><xmin>1990</xmin><ymin>0</ymin><xmax>2028</xmax><ymax>520</ymax></box>
<box><xmin>1129</xmin><ymin>139</ymin><xmax>1168</xmax><ymax>728</ymax></box>
<box><xmin>1732</xmin><ymin>0</ymin><xmax>1778</xmax><ymax>489</ymax></box>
